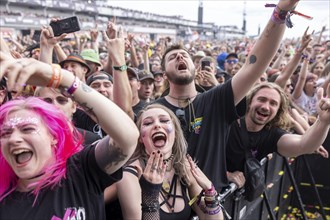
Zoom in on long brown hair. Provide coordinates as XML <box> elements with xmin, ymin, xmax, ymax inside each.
<box><xmin>246</xmin><ymin>82</ymin><xmax>291</xmax><ymax>130</ymax></box>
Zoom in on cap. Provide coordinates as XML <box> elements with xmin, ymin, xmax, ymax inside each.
<box><xmin>193</xmin><ymin>51</ymin><xmax>206</xmax><ymax>58</ymax></box>
<box><xmin>59</xmin><ymin>53</ymin><xmax>91</xmax><ymax>74</ymax></box>
<box><xmin>153</xmin><ymin>71</ymin><xmax>164</xmax><ymax>77</ymax></box>
<box><xmin>138</xmin><ymin>71</ymin><xmax>155</xmax><ymax>82</ymax></box>
<box><xmin>80</xmin><ymin>49</ymin><xmax>101</xmax><ymax>66</ymax></box>
<box><xmin>226</xmin><ymin>53</ymin><xmax>238</xmax><ymax>60</ymax></box>
<box><xmin>86</xmin><ymin>71</ymin><xmax>113</xmax><ymax>85</ymax></box>
<box><xmin>215</xmin><ymin>72</ymin><xmax>226</xmax><ymax>79</ymax></box>
<box><xmin>217</xmin><ymin>52</ymin><xmax>228</xmax><ymax>70</ymax></box>
<box><xmin>127</xmin><ymin>67</ymin><xmax>139</xmax><ymax>80</ymax></box>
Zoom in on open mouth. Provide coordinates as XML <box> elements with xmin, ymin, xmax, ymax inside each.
<box><xmin>152</xmin><ymin>132</ymin><xmax>167</xmax><ymax>148</ymax></box>
<box><xmin>178</xmin><ymin>62</ymin><xmax>187</xmax><ymax>71</ymax></box>
<box><xmin>256</xmin><ymin>110</ymin><xmax>269</xmax><ymax>118</ymax></box>
<box><xmin>12</xmin><ymin>149</ymin><xmax>33</xmax><ymax>165</ymax></box>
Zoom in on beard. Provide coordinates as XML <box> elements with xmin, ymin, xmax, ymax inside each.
<box><xmin>166</xmin><ymin>69</ymin><xmax>195</xmax><ymax>85</ymax></box>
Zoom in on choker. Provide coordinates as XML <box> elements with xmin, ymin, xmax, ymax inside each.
<box><xmin>163</xmin><ymin>154</ymin><xmax>174</xmax><ymax>163</ymax></box>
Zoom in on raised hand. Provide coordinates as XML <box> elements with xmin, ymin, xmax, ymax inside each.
<box><xmin>296</xmin><ymin>27</ymin><xmax>314</xmax><ymax>54</ymax></box>
<box><xmin>317</xmin><ymin>84</ymin><xmax>330</xmax><ymax>124</ymax></box>
<box><xmin>143</xmin><ymin>150</ymin><xmax>167</xmax><ymax>185</ymax></box>
<box><xmin>0</xmin><ymin>52</ymin><xmax>52</xmax><ymax>92</ymax></box>
<box><xmin>187</xmin><ymin>154</ymin><xmax>212</xmax><ymax>190</ymax></box>
<box><xmin>40</xmin><ymin>19</ymin><xmax>67</xmax><ymax>47</ymax></box>
<box><xmin>90</xmin><ymin>24</ymin><xmax>99</xmax><ymax>43</ymax></box>
<box><xmin>106</xmin><ymin>17</ymin><xmax>118</xmax><ymax>40</ymax></box>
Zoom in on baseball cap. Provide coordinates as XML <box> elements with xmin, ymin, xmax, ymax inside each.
<box><xmin>226</xmin><ymin>53</ymin><xmax>238</xmax><ymax>60</ymax></box>
<box><xmin>138</xmin><ymin>71</ymin><xmax>155</xmax><ymax>82</ymax></box>
<box><xmin>217</xmin><ymin>52</ymin><xmax>228</xmax><ymax>70</ymax></box>
<box><xmin>127</xmin><ymin>67</ymin><xmax>139</xmax><ymax>80</ymax></box>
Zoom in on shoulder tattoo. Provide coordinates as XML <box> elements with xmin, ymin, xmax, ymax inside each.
<box><xmin>100</xmin><ymin>142</ymin><xmax>128</xmax><ymax>174</ymax></box>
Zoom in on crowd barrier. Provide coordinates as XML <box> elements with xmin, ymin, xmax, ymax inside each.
<box><xmin>217</xmin><ymin>152</ymin><xmax>330</xmax><ymax>220</ymax></box>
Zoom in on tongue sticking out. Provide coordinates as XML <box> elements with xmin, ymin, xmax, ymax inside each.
<box><xmin>16</xmin><ymin>152</ymin><xmax>33</xmax><ymax>164</ymax></box>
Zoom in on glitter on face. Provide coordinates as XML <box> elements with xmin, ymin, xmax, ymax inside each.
<box><xmin>3</xmin><ymin>116</ymin><xmax>40</xmax><ymax>129</ymax></box>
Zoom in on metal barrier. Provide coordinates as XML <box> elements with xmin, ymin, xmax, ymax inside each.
<box><xmin>192</xmin><ymin>153</ymin><xmax>329</xmax><ymax>220</ymax></box>
<box><xmin>219</xmin><ymin>153</ymin><xmax>328</xmax><ymax>220</ymax></box>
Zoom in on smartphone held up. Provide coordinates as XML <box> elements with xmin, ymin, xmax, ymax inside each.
<box><xmin>201</xmin><ymin>60</ymin><xmax>210</xmax><ymax>70</ymax></box>
<box><xmin>50</xmin><ymin>16</ymin><xmax>81</xmax><ymax>37</ymax></box>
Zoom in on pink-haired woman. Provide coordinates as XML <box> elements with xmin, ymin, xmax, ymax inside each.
<box><xmin>0</xmin><ymin>52</ymin><xmax>139</xmax><ymax>219</ymax></box>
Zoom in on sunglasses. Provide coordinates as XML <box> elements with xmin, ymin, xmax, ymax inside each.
<box><xmin>226</xmin><ymin>59</ymin><xmax>238</xmax><ymax>64</ymax></box>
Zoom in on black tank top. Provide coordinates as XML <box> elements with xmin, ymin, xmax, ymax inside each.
<box><xmin>159</xmin><ymin>174</ymin><xmax>192</xmax><ymax>220</ymax></box>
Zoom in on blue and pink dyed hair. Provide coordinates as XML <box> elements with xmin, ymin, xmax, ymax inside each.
<box><xmin>0</xmin><ymin>97</ymin><xmax>83</xmax><ymax>201</ymax></box>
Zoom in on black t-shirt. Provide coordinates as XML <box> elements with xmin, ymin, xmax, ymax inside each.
<box><xmin>133</xmin><ymin>100</ymin><xmax>147</xmax><ymax>121</ymax></box>
<box><xmin>73</xmin><ymin>109</ymin><xmax>105</xmax><ymax>138</ymax></box>
<box><xmin>226</xmin><ymin>119</ymin><xmax>287</xmax><ymax>172</ymax></box>
<box><xmin>0</xmin><ymin>146</ymin><xmax>122</xmax><ymax>220</ymax></box>
<box><xmin>77</xmin><ymin>127</ymin><xmax>101</xmax><ymax>147</ymax></box>
<box><xmin>155</xmin><ymin>80</ymin><xmax>243</xmax><ymax>190</ymax></box>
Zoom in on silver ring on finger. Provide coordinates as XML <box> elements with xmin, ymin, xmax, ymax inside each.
<box><xmin>151</xmin><ymin>164</ymin><xmax>157</xmax><ymax>172</ymax></box>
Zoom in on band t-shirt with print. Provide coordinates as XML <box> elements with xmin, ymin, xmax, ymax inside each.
<box><xmin>155</xmin><ymin>80</ymin><xmax>244</xmax><ymax>190</ymax></box>
<box><xmin>0</xmin><ymin>145</ymin><xmax>122</xmax><ymax>220</ymax></box>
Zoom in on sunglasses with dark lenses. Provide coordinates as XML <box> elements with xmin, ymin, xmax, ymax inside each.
<box><xmin>226</xmin><ymin>59</ymin><xmax>238</xmax><ymax>64</ymax></box>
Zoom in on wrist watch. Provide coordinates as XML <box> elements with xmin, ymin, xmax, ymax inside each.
<box><xmin>113</xmin><ymin>65</ymin><xmax>128</xmax><ymax>71</ymax></box>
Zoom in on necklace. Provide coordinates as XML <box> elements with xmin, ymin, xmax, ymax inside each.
<box><xmin>163</xmin><ymin>154</ymin><xmax>174</xmax><ymax>172</ymax></box>
<box><xmin>163</xmin><ymin>154</ymin><xmax>174</xmax><ymax>163</ymax></box>
<box><xmin>167</xmin><ymin>93</ymin><xmax>198</xmax><ymax>108</ymax></box>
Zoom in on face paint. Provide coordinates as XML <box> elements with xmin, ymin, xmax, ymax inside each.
<box><xmin>165</xmin><ymin>124</ymin><xmax>173</xmax><ymax>133</ymax></box>
<box><xmin>4</xmin><ymin>116</ymin><xmax>39</xmax><ymax>129</ymax></box>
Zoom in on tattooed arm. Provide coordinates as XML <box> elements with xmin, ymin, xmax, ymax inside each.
<box><xmin>72</xmin><ymin>82</ymin><xmax>138</xmax><ymax>174</ymax></box>
<box><xmin>0</xmin><ymin>52</ymin><xmax>139</xmax><ymax>175</ymax></box>
<box><xmin>231</xmin><ymin>0</ymin><xmax>300</xmax><ymax>105</ymax></box>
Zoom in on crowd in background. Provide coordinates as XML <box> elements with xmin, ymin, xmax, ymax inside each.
<box><xmin>1</xmin><ymin>2</ymin><xmax>330</xmax><ymax>218</ymax></box>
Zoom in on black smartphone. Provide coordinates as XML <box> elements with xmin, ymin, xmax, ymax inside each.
<box><xmin>50</xmin><ymin>16</ymin><xmax>81</xmax><ymax>37</ymax></box>
<box><xmin>201</xmin><ymin>60</ymin><xmax>210</xmax><ymax>70</ymax></box>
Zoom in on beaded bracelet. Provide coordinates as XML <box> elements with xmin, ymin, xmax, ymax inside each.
<box><xmin>61</xmin><ymin>76</ymin><xmax>80</xmax><ymax>98</ymax></box>
<box><xmin>47</xmin><ymin>64</ymin><xmax>62</xmax><ymax>89</ymax></box>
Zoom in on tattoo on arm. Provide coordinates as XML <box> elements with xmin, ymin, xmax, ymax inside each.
<box><xmin>249</xmin><ymin>55</ymin><xmax>257</xmax><ymax>64</ymax></box>
<box><xmin>82</xmin><ymin>83</ymin><xmax>93</xmax><ymax>92</ymax></box>
<box><xmin>97</xmin><ymin>139</ymin><xmax>128</xmax><ymax>174</ymax></box>
<box><xmin>77</xmin><ymin>101</ymin><xmax>98</xmax><ymax>122</ymax></box>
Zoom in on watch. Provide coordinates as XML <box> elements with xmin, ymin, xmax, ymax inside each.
<box><xmin>113</xmin><ymin>65</ymin><xmax>128</xmax><ymax>71</ymax></box>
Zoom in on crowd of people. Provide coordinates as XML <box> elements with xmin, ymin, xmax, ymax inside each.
<box><xmin>0</xmin><ymin>0</ymin><xmax>330</xmax><ymax>219</ymax></box>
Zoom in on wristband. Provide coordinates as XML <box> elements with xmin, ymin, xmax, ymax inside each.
<box><xmin>61</xmin><ymin>76</ymin><xmax>80</xmax><ymax>97</ymax></box>
<box><xmin>47</xmin><ymin>64</ymin><xmax>62</xmax><ymax>89</ymax></box>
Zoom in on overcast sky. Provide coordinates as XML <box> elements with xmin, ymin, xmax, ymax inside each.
<box><xmin>108</xmin><ymin>0</ymin><xmax>329</xmax><ymax>39</ymax></box>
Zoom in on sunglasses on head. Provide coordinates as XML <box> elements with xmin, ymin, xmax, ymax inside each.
<box><xmin>226</xmin><ymin>59</ymin><xmax>238</xmax><ymax>64</ymax></box>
